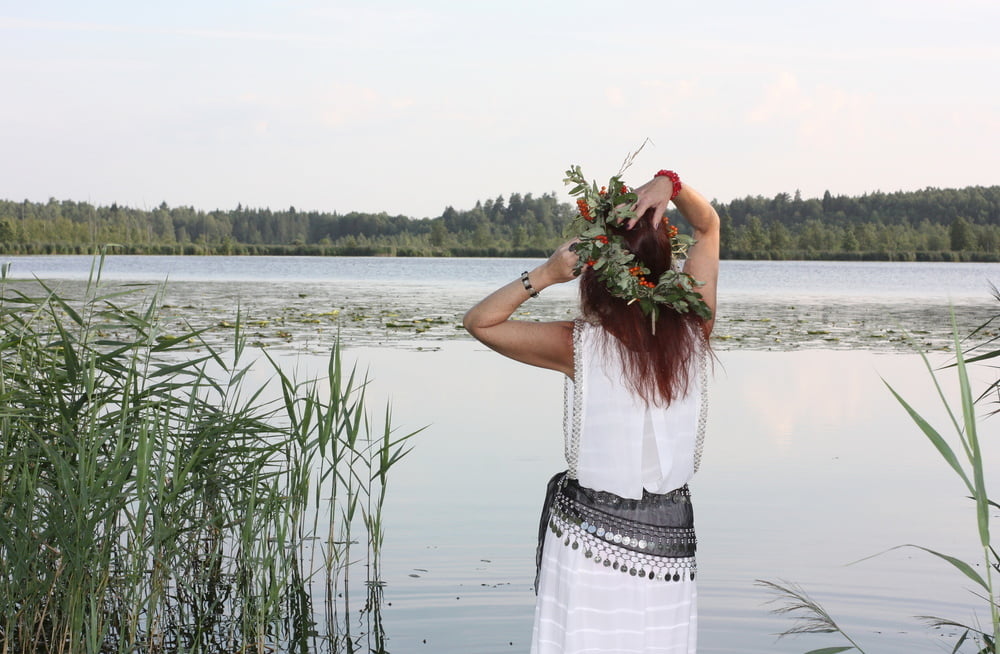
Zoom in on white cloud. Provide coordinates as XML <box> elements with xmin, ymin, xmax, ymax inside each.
<box><xmin>746</xmin><ymin>72</ymin><xmax>873</xmax><ymax>150</ymax></box>
<box><xmin>605</xmin><ymin>86</ymin><xmax>626</xmax><ymax>107</ymax></box>
<box><xmin>0</xmin><ymin>15</ymin><xmax>327</xmax><ymax>46</ymax></box>
<box><xmin>174</xmin><ymin>28</ymin><xmax>324</xmax><ymax>45</ymax></box>
<box><xmin>745</xmin><ymin>72</ymin><xmax>803</xmax><ymax>124</ymax></box>
<box><xmin>318</xmin><ymin>84</ymin><xmax>414</xmax><ymax>128</ymax></box>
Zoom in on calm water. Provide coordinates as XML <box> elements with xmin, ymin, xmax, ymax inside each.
<box><xmin>3</xmin><ymin>254</ymin><xmax>997</xmax><ymax>299</ymax></box>
<box><xmin>4</xmin><ymin>255</ymin><xmax>999</xmax><ymax>652</ymax></box>
<box><xmin>3</xmin><ymin>255</ymin><xmax>998</xmax><ymax>352</ymax></box>
<box><xmin>336</xmin><ymin>345</ymin><xmax>998</xmax><ymax>654</ymax></box>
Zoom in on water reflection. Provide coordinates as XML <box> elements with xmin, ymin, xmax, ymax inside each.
<box><xmin>4</xmin><ymin>254</ymin><xmax>996</xmax><ymax>652</ymax></box>
<box><xmin>322</xmin><ymin>344</ymin><xmax>997</xmax><ymax>654</ymax></box>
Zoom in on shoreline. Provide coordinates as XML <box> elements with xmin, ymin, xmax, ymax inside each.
<box><xmin>3</xmin><ymin>249</ymin><xmax>1000</xmax><ymax>262</ymax></box>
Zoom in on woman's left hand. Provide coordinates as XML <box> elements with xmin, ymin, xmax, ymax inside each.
<box><xmin>536</xmin><ymin>239</ymin><xmax>581</xmax><ymax>286</ymax></box>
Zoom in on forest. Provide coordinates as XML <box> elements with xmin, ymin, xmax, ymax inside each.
<box><xmin>1</xmin><ymin>185</ymin><xmax>998</xmax><ymax>261</ymax></box>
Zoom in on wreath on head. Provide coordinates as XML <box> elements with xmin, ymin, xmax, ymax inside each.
<box><xmin>563</xmin><ymin>164</ymin><xmax>713</xmax><ymax>324</ymax></box>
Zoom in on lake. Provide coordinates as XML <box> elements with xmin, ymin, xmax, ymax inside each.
<box><xmin>3</xmin><ymin>255</ymin><xmax>997</xmax><ymax>352</ymax></box>
<box><xmin>344</xmin><ymin>344</ymin><xmax>996</xmax><ymax>654</ymax></box>
<box><xmin>2</xmin><ymin>254</ymin><xmax>999</xmax><ymax>653</ymax></box>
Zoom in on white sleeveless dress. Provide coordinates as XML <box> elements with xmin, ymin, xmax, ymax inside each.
<box><xmin>530</xmin><ymin>320</ymin><xmax>707</xmax><ymax>654</ymax></box>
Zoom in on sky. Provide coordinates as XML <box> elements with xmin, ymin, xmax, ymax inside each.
<box><xmin>1</xmin><ymin>0</ymin><xmax>998</xmax><ymax>218</ymax></box>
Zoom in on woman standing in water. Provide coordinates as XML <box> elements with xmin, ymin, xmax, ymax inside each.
<box><xmin>464</xmin><ymin>165</ymin><xmax>719</xmax><ymax>654</ymax></box>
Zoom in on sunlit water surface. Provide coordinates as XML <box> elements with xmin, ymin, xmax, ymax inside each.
<box><xmin>3</xmin><ymin>255</ymin><xmax>999</xmax><ymax>653</ymax></box>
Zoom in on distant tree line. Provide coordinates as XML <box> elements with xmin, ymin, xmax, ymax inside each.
<box><xmin>1</xmin><ymin>185</ymin><xmax>998</xmax><ymax>261</ymax></box>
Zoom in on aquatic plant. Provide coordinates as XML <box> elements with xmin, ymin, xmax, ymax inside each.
<box><xmin>0</xmin><ymin>258</ymin><xmax>418</xmax><ymax>653</ymax></box>
<box><xmin>962</xmin><ymin>283</ymin><xmax>1000</xmax><ymax>417</ymax></box>
<box><xmin>758</xmin><ymin>297</ymin><xmax>999</xmax><ymax>653</ymax></box>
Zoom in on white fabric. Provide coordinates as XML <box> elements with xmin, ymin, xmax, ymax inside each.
<box><xmin>533</xmin><ymin>320</ymin><xmax>701</xmax><ymax>654</ymax></box>
<box><xmin>532</xmin><ymin>527</ymin><xmax>697</xmax><ymax>654</ymax></box>
<box><xmin>566</xmin><ymin>322</ymin><xmax>701</xmax><ymax>499</ymax></box>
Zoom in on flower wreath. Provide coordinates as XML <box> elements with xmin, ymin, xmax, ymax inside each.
<box><xmin>563</xmin><ymin>164</ymin><xmax>713</xmax><ymax>323</ymax></box>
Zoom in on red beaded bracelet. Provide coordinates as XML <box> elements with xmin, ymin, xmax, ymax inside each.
<box><xmin>654</xmin><ymin>170</ymin><xmax>682</xmax><ymax>201</ymax></box>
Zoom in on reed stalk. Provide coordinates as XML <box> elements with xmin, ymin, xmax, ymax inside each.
<box><xmin>0</xmin><ymin>262</ymin><xmax>418</xmax><ymax>653</ymax></box>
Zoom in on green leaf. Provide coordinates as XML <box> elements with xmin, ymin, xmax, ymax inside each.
<box><xmin>905</xmin><ymin>544</ymin><xmax>989</xmax><ymax>590</ymax></box>
<box><xmin>804</xmin><ymin>647</ymin><xmax>856</xmax><ymax>654</ymax></box>
<box><xmin>883</xmin><ymin>379</ymin><xmax>973</xmax><ymax>494</ymax></box>
<box><xmin>950</xmin><ymin>314</ymin><xmax>990</xmax><ymax>549</ymax></box>
<box><xmin>949</xmin><ymin>630</ymin><xmax>969</xmax><ymax>654</ymax></box>
<box><xmin>962</xmin><ymin>348</ymin><xmax>1000</xmax><ymax>365</ymax></box>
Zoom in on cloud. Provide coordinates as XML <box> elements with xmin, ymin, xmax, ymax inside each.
<box><xmin>318</xmin><ymin>83</ymin><xmax>414</xmax><ymax>128</ymax></box>
<box><xmin>0</xmin><ymin>15</ymin><xmax>323</xmax><ymax>46</ymax></box>
<box><xmin>293</xmin><ymin>5</ymin><xmax>444</xmax><ymax>48</ymax></box>
<box><xmin>605</xmin><ymin>86</ymin><xmax>626</xmax><ymax>107</ymax></box>
<box><xmin>746</xmin><ymin>72</ymin><xmax>873</xmax><ymax>149</ymax></box>
<box><xmin>0</xmin><ymin>16</ymin><xmax>112</xmax><ymax>32</ymax></box>
<box><xmin>175</xmin><ymin>28</ymin><xmax>324</xmax><ymax>45</ymax></box>
<box><xmin>745</xmin><ymin>72</ymin><xmax>803</xmax><ymax>124</ymax></box>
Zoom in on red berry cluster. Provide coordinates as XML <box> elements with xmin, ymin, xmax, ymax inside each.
<box><xmin>576</xmin><ymin>198</ymin><xmax>593</xmax><ymax>221</ymax></box>
<box><xmin>628</xmin><ymin>266</ymin><xmax>656</xmax><ymax>288</ymax></box>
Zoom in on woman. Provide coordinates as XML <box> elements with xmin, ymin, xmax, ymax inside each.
<box><xmin>464</xmin><ymin>168</ymin><xmax>719</xmax><ymax>654</ymax></box>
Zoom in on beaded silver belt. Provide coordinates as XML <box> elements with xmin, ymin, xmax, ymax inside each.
<box><xmin>535</xmin><ymin>472</ymin><xmax>696</xmax><ymax>592</ymax></box>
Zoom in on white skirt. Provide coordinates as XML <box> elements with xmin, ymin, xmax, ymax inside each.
<box><xmin>531</xmin><ymin>526</ymin><xmax>697</xmax><ymax>654</ymax></box>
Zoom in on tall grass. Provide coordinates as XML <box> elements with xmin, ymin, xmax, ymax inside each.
<box><xmin>963</xmin><ymin>284</ymin><xmax>1000</xmax><ymax>416</ymax></box>
<box><xmin>0</xmin><ymin>260</ymin><xmax>418</xmax><ymax>653</ymax></box>
<box><xmin>759</xmin><ymin>297</ymin><xmax>999</xmax><ymax>654</ymax></box>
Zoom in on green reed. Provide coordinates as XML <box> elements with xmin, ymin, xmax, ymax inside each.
<box><xmin>759</xmin><ymin>298</ymin><xmax>999</xmax><ymax>654</ymax></box>
<box><xmin>0</xmin><ymin>260</ymin><xmax>418</xmax><ymax>653</ymax></box>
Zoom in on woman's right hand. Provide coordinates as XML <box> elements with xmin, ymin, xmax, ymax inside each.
<box><xmin>630</xmin><ymin>175</ymin><xmax>676</xmax><ymax>229</ymax></box>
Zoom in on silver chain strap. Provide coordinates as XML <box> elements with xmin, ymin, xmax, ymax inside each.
<box><xmin>692</xmin><ymin>339</ymin><xmax>709</xmax><ymax>473</ymax></box>
<box><xmin>563</xmin><ymin>319</ymin><xmax>585</xmax><ymax>479</ymax></box>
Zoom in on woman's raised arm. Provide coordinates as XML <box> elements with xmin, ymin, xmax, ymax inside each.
<box><xmin>633</xmin><ymin>173</ymin><xmax>720</xmax><ymax>336</ymax></box>
<box><xmin>462</xmin><ymin>240</ymin><xmax>579</xmax><ymax>376</ymax></box>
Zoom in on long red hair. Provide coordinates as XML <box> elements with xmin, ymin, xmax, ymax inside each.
<box><xmin>579</xmin><ymin>210</ymin><xmax>707</xmax><ymax>406</ymax></box>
